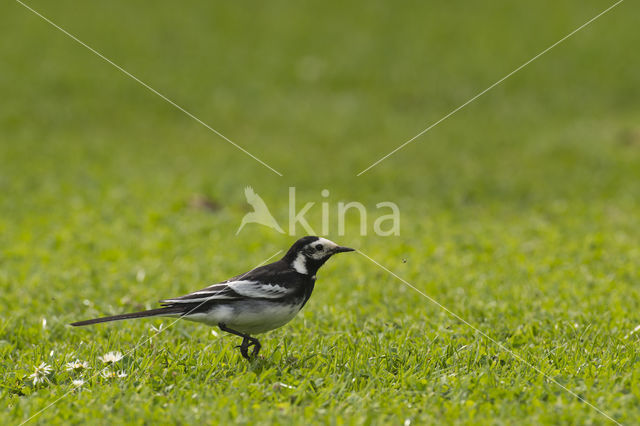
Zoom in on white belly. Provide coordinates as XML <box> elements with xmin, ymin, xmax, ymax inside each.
<box><xmin>180</xmin><ymin>300</ymin><xmax>303</xmax><ymax>335</ymax></box>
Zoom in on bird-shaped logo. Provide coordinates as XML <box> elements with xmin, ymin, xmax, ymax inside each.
<box><xmin>236</xmin><ymin>186</ymin><xmax>285</xmax><ymax>234</ymax></box>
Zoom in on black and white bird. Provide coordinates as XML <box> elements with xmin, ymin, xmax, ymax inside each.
<box><xmin>71</xmin><ymin>236</ymin><xmax>354</xmax><ymax>359</ymax></box>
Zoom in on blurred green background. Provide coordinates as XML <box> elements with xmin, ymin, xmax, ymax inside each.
<box><xmin>1</xmin><ymin>0</ymin><xmax>639</xmax><ymax>424</ymax></box>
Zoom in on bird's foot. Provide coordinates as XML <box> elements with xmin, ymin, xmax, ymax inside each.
<box><xmin>218</xmin><ymin>323</ymin><xmax>261</xmax><ymax>361</ymax></box>
<box><xmin>237</xmin><ymin>337</ymin><xmax>261</xmax><ymax>360</ymax></box>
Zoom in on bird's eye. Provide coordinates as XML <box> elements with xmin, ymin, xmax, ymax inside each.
<box><xmin>315</xmin><ymin>244</ymin><xmax>323</xmax><ymax>251</ymax></box>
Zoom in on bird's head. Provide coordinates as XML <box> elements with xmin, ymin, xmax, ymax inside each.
<box><xmin>283</xmin><ymin>236</ymin><xmax>354</xmax><ymax>275</ymax></box>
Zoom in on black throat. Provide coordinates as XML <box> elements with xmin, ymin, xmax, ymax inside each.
<box><xmin>303</xmin><ymin>256</ymin><xmax>329</xmax><ymax>276</ymax></box>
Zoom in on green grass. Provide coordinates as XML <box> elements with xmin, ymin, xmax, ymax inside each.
<box><xmin>2</xmin><ymin>0</ymin><xmax>640</xmax><ymax>424</ymax></box>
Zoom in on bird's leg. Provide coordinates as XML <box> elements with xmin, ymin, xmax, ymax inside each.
<box><xmin>218</xmin><ymin>323</ymin><xmax>261</xmax><ymax>360</ymax></box>
<box><xmin>237</xmin><ymin>337</ymin><xmax>249</xmax><ymax>359</ymax></box>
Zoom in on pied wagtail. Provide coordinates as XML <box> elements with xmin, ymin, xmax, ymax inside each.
<box><xmin>71</xmin><ymin>236</ymin><xmax>354</xmax><ymax>360</ymax></box>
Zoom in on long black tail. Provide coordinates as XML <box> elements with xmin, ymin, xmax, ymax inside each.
<box><xmin>70</xmin><ymin>306</ymin><xmax>184</xmax><ymax>327</ymax></box>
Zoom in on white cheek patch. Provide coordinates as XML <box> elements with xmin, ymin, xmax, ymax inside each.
<box><xmin>309</xmin><ymin>237</ymin><xmax>339</xmax><ymax>260</ymax></box>
<box><xmin>310</xmin><ymin>251</ymin><xmax>325</xmax><ymax>260</ymax></box>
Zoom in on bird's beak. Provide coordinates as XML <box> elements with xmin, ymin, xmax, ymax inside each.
<box><xmin>334</xmin><ymin>246</ymin><xmax>355</xmax><ymax>253</ymax></box>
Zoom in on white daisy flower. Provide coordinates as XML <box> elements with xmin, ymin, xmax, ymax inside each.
<box><xmin>101</xmin><ymin>369</ymin><xmax>116</xmax><ymax>379</ymax></box>
<box><xmin>65</xmin><ymin>360</ymin><xmax>90</xmax><ymax>371</ymax></box>
<box><xmin>99</xmin><ymin>351</ymin><xmax>124</xmax><ymax>364</ymax></box>
<box><xmin>28</xmin><ymin>362</ymin><xmax>53</xmax><ymax>385</ymax></box>
<box><xmin>72</xmin><ymin>379</ymin><xmax>85</xmax><ymax>387</ymax></box>
<box><xmin>101</xmin><ymin>369</ymin><xmax>128</xmax><ymax>379</ymax></box>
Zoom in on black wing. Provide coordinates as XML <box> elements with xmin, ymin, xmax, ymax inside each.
<box><xmin>159</xmin><ymin>261</ymin><xmax>301</xmax><ymax>305</ymax></box>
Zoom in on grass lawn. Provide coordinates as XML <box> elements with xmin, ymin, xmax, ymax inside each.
<box><xmin>2</xmin><ymin>0</ymin><xmax>640</xmax><ymax>424</ymax></box>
